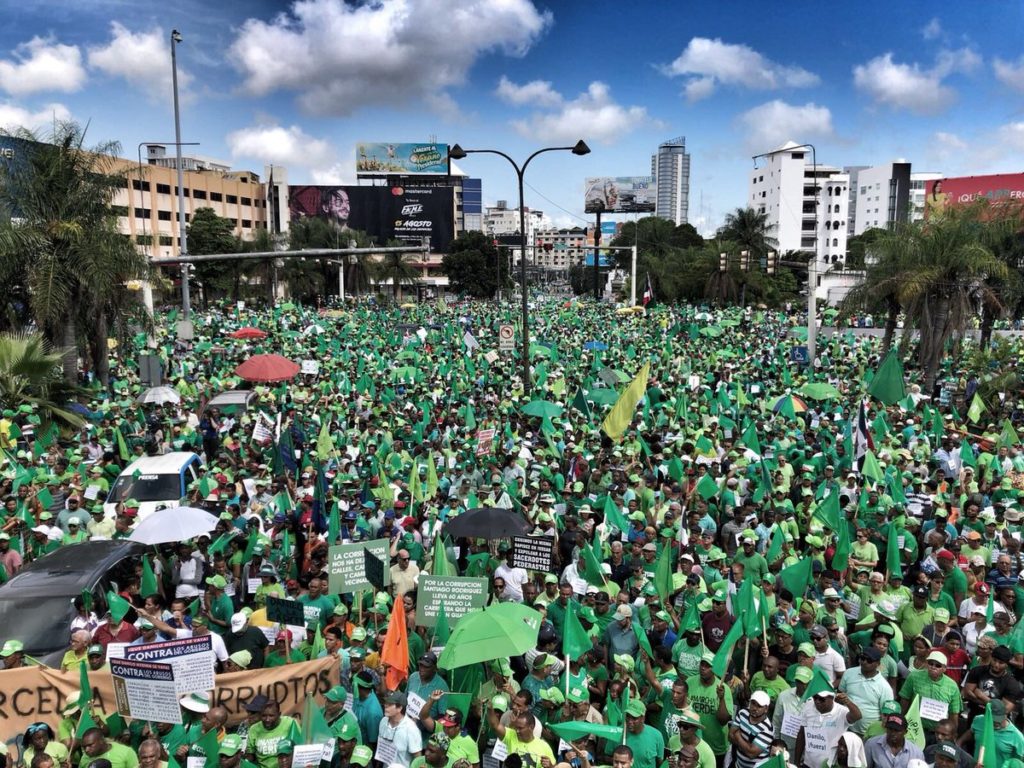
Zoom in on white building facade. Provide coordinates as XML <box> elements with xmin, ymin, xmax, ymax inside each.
<box><xmin>651</xmin><ymin>136</ymin><xmax>691</xmax><ymax>225</ymax></box>
<box><xmin>852</xmin><ymin>162</ymin><xmax>912</xmax><ymax>235</ymax></box>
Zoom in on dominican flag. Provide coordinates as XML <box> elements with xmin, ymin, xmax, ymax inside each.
<box><xmin>642</xmin><ymin>273</ymin><xmax>654</xmax><ymax>306</ymax></box>
<box><xmin>854</xmin><ymin>398</ymin><xmax>873</xmax><ymax>472</ymax></box>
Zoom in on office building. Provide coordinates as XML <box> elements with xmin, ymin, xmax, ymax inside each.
<box><xmin>851</xmin><ymin>162</ymin><xmax>912</xmax><ymax>235</ymax></box>
<box><xmin>651</xmin><ymin>137</ymin><xmax>691</xmax><ymax>225</ymax></box>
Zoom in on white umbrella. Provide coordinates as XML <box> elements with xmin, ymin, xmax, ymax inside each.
<box><xmin>136</xmin><ymin>386</ymin><xmax>181</xmax><ymax>405</ymax></box>
<box><xmin>128</xmin><ymin>506</ymin><xmax>219</xmax><ymax>544</ymax></box>
<box><xmin>303</xmin><ymin>324</ymin><xmax>326</xmax><ymax>335</ymax></box>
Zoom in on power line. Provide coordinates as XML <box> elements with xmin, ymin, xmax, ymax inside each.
<box><xmin>523</xmin><ymin>180</ymin><xmax>590</xmax><ymax>225</ymax></box>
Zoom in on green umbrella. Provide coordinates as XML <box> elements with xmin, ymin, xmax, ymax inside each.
<box><xmin>521</xmin><ymin>400</ymin><xmax>564</xmax><ymax>418</ymax></box>
<box><xmin>799</xmin><ymin>382</ymin><xmax>842</xmax><ymax>400</ymax></box>
<box><xmin>791</xmin><ymin>327</ymin><xmax>808</xmax><ymax>340</ymax></box>
<box><xmin>699</xmin><ymin>325</ymin><xmax>723</xmax><ymax>337</ymax></box>
<box><xmin>391</xmin><ymin>366</ymin><xmax>418</xmax><ymax>381</ymax></box>
<box><xmin>550</xmin><ymin>721</ymin><xmax>624</xmax><ymax>742</ymax></box>
<box><xmin>719</xmin><ymin>318</ymin><xmax>740</xmax><ymax>327</ymax></box>
<box><xmin>528</xmin><ymin>344</ymin><xmax>554</xmax><ymax>359</ymax></box>
<box><xmin>588</xmin><ymin>388</ymin><xmax>620</xmax><ymax>406</ymax></box>
<box><xmin>437</xmin><ymin>603</ymin><xmax>542</xmax><ymax>670</ymax></box>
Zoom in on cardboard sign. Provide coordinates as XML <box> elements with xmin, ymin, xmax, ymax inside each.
<box><xmin>415</xmin><ymin>575</ymin><xmax>488</xmax><ymax>628</ymax></box>
<box><xmin>327</xmin><ymin>540</ymin><xmax>392</xmax><ymax>594</ymax></box>
<box><xmin>475</xmin><ymin>428</ymin><xmax>495</xmax><ymax>456</ymax></box>
<box><xmin>123</xmin><ymin>635</ymin><xmax>214</xmax><ymax>695</ymax></box>
<box><xmin>511</xmin><ymin>535</ymin><xmax>555</xmax><ymax>572</ymax></box>
<box><xmin>266</xmin><ymin>597</ymin><xmax>306</xmax><ymax>627</ymax></box>
<box><xmin>301</xmin><ymin>360</ymin><xmax>320</xmax><ymax>375</ymax></box>
<box><xmin>110</xmin><ymin>658</ymin><xmax>181</xmax><ymax>724</ymax></box>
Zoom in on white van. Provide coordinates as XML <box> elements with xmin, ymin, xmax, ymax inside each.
<box><xmin>103</xmin><ymin>452</ymin><xmax>204</xmax><ymax>520</ymax></box>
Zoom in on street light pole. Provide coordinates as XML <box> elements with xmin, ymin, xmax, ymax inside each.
<box><xmin>449</xmin><ymin>141</ymin><xmax>590</xmax><ymax>397</ymax></box>
<box><xmin>752</xmin><ymin>142</ymin><xmax>818</xmax><ymax>363</ymax></box>
<box><xmin>170</xmin><ymin>29</ymin><xmax>190</xmax><ymax>320</ymax></box>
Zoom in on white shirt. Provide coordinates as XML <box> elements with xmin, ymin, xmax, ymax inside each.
<box><xmin>377</xmin><ymin>715</ymin><xmax>422</xmax><ymax>767</ymax></box>
<box><xmin>799</xmin><ymin>700</ymin><xmax>853</xmax><ymax>768</ymax></box>
<box><xmin>494</xmin><ymin>563</ymin><xmax>529</xmax><ymax>602</ymax></box>
<box><xmin>813</xmin><ymin>646</ymin><xmax>847</xmax><ymax>682</ymax></box>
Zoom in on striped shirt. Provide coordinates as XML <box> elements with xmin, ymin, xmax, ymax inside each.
<box><xmin>730</xmin><ymin>708</ymin><xmax>773</xmax><ymax>768</ymax></box>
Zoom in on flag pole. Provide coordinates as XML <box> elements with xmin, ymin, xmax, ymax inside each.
<box><xmin>565</xmin><ymin>652</ymin><xmax>571</xmax><ymax>698</ymax></box>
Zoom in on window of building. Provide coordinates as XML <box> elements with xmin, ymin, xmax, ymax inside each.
<box><xmin>240</xmin><ymin>197</ymin><xmax>251</xmax><ymax>206</ymax></box>
<box><xmin>136</xmin><ymin>234</ymin><xmax>153</xmax><ymax>246</ymax></box>
<box><xmin>833</xmin><ymin>204</ymin><xmax>840</xmax><ymax>213</ymax></box>
<box><xmin>131</xmin><ymin>180</ymin><xmax>151</xmax><ymax>192</ymax></box>
<box><xmin>832</xmin><ymin>238</ymin><xmax>838</xmax><ymax>247</ymax></box>
<box><xmin>111</xmin><ymin>205</ymin><xmax>129</xmax><ymax>216</ymax></box>
<box><xmin>226</xmin><ymin>194</ymin><xmax>238</xmax><ymax>204</ymax></box>
<box><xmin>156</xmin><ymin>183</ymin><xmax>171</xmax><ymax>194</ymax></box>
<box><xmin>241</xmin><ymin>219</ymin><xmax>252</xmax><ymax>228</ymax></box>
<box><xmin>210</xmin><ymin>192</ymin><xmax>223</xmax><ymax>202</ymax></box>
<box><xmin>159</xmin><ymin>236</ymin><xmax>173</xmax><ymax>246</ymax></box>
<box><xmin>174</xmin><ymin>187</ymin><xmax>190</xmax><ymax>197</ymax></box>
<box><xmin>193</xmin><ymin>189</ymin><xmax>207</xmax><ymax>200</ymax></box>
<box><xmin>133</xmin><ymin>208</ymin><xmax>151</xmax><ymax>218</ymax></box>
<box><xmin>158</xmin><ymin>211</ymin><xmax>171</xmax><ymax>221</ymax></box>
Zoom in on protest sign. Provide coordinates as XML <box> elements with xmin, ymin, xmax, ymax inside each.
<box><xmin>327</xmin><ymin>540</ymin><xmax>391</xmax><ymax>593</ymax></box>
<box><xmin>123</xmin><ymin>635</ymin><xmax>214</xmax><ymax>695</ymax></box>
<box><xmin>110</xmin><ymin>658</ymin><xmax>181</xmax><ymax>724</ymax></box>
<box><xmin>301</xmin><ymin>360</ymin><xmax>320</xmax><ymax>375</ymax></box>
<box><xmin>475</xmin><ymin>428</ymin><xmax>495</xmax><ymax>456</ymax></box>
<box><xmin>266</xmin><ymin>597</ymin><xmax>306</xmax><ymax>627</ymax></box>
<box><xmin>416</xmin><ymin>575</ymin><xmax>488</xmax><ymax>628</ymax></box>
<box><xmin>0</xmin><ymin>657</ymin><xmax>338</xmax><ymax>736</ymax></box>
<box><xmin>292</xmin><ymin>744</ymin><xmax>328</xmax><ymax>768</ymax></box>
<box><xmin>511</xmin><ymin>536</ymin><xmax>555</xmax><ymax>572</ymax></box>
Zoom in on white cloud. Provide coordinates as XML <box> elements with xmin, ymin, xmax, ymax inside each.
<box><xmin>934</xmin><ymin>131</ymin><xmax>967</xmax><ymax>153</ymax></box>
<box><xmin>0</xmin><ymin>101</ymin><xmax>71</xmax><ymax>131</ymax></box>
<box><xmin>738</xmin><ymin>100</ymin><xmax>834</xmax><ymax>151</ymax></box>
<box><xmin>852</xmin><ymin>49</ymin><xmax>980</xmax><ymax>114</ymax></box>
<box><xmin>229</xmin><ymin>0</ymin><xmax>551</xmax><ymax>116</ymax></box>
<box><xmin>226</xmin><ymin>123</ymin><xmax>336</xmax><ymax>169</ymax></box>
<box><xmin>495</xmin><ymin>76</ymin><xmax>562</xmax><ymax>107</ymax></box>
<box><xmin>995</xmin><ymin>122</ymin><xmax>1024</xmax><ymax>152</ymax></box>
<box><xmin>925</xmin><ymin>125</ymin><xmax>1024</xmax><ymax>174</ymax></box>
<box><xmin>0</xmin><ymin>36</ymin><xmax>86</xmax><ymax>96</ymax></box>
<box><xmin>510</xmin><ymin>81</ymin><xmax>654</xmax><ymax>144</ymax></box>
<box><xmin>662</xmin><ymin>37</ymin><xmax>819</xmax><ymax>101</ymax></box>
<box><xmin>88</xmin><ymin>23</ymin><xmax>193</xmax><ymax>102</ymax></box>
<box><xmin>921</xmin><ymin>18</ymin><xmax>942</xmax><ymax>40</ymax></box>
<box><xmin>994</xmin><ymin>56</ymin><xmax>1024</xmax><ymax>92</ymax></box>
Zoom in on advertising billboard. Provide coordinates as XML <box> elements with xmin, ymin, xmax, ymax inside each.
<box><xmin>288</xmin><ymin>184</ymin><xmax>455</xmax><ymax>251</ymax></box>
<box><xmin>356</xmin><ymin>142</ymin><xmax>449</xmax><ymax>176</ymax></box>
<box><xmin>584</xmin><ymin>176</ymin><xmax>655</xmax><ymax>214</ymax></box>
<box><xmin>924</xmin><ymin>173</ymin><xmax>1024</xmax><ymax>219</ymax></box>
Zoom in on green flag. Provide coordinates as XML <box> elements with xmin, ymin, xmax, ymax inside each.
<box><xmin>140</xmin><ymin>556</ymin><xmax>159</xmax><ymax>598</ymax></box>
<box><xmin>76</xmin><ymin>708</ymin><xmax>98</xmax><ymax>739</ymax></box>
<box><xmin>603</xmin><ymin>495</ymin><xmax>630</xmax><ymax>532</ymax></box>
<box><xmin>696</xmin><ymin>473</ymin><xmax>720</xmax><ymax>501</ymax></box>
<box><xmin>563</xmin><ymin>605</ymin><xmax>592</xmax><ymax>661</ymax></box>
<box><xmin>315</xmin><ymin>419</ymin><xmax>334</xmax><ymax>461</ymax></box>
<box><xmin>832</xmin><ymin>518</ymin><xmax>851</xmax><ymax>572</ymax></box>
<box><xmin>778</xmin><ymin>557</ymin><xmax>813</xmax><ymax>600</ymax></box>
<box><xmin>115</xmin><ymin>427</ymin><xmax>131</xmax><ymax>461</ymax></box>
<box><xmin>425</xmin><ymin>453</ymin><xmax>440</xmax><ymax>499</ymax></box>
<box><xmin>302</xmin><ymin>693</ymin><xmax>334</xmax><ymax>743</ymax></box>
<box><xmin>431</xmin><ymin>532</ymin><xmax>455</xmax><ymax>577</ymax></box>
<box><xmin>572</xmin><ymin>389</ymin><xmax>592</xmax><ymax>420</ymax></box>
<box><xmin>581</xmin><ymin>540</ymin><xmax>606</xmax><ymax>586</ymax></box>
<box><xmin>959</xmin><ymin>437</ymin><xmax>976</xmax><ymax>469</ymax></box>
<box><xmin>105</xmin><ymin>590</ymin><xmax>132</xmax><ymax>624</ymax></box>
<box><xmin>976</xmin><ymin>702</ymin><xmax>998</xmax><ymax>768</ymax></box>
<box><xmin>653</xmin><ymin>542</ymin><xmax>674</xmax><ymax>602</ymax></box>
<box><xmin>866</xmin><ymin>351</ymin><xmax>906</xmax><ymax>406</ymax></box>
<box><xmin>905</xmin><ymin>695</ymin><xmax>926</xmax><ymax>749</ymax></box>
<box><xmin>678</xmin><ymin>600</ymin><xmax>701</xmax><ymax>634</ymax></box>
<box><xmin>193</xmin><ymin>723</ymin><xmax>222</xmax><ymax>768</ymax></box>
<box><xmin>886</xmin><ymin>525</ymin><xmax>903</xmax><ymax>580</ymax></box>
<box><xmin>78</xmin><ymin>661</ymin><xmax>92</xmax><ymax>709</ymax></box>
<box><xmin>711</xmin><ymin>618</ymin><xmax>745</xmax><ymax>677</ymax></box>
<box><xmin>551</xmin><ymin>721</ymin><xmax>625</xmax><ymax>743</ymax></box>
<box><xmin>810</xmin><ymin>493</ymin><xmax>841</xmax><ymax>532</ymax></box>
<box><xmin>738</xmin><ymin>421</ymin><xmax>762</xmax><ymax>456</ymax></box>
<box><xmin>765</xmin><ymin>525</ymin><xmax>785</xmax><ymax>566</ymax></box>
<box><xmin>861</xmin><ymin>450</ymin><xmax>884</xmax><ymax>485</ymax></box>
<box><xmin>967</xmin><ymin>393</ymin><xmax>986</xmax><ymax>424</ymax></box>
<box><xmin>434</xmin><ymin>601</ymin><xmax>451</xmax><ymax>646</ymax></box>
<box><xmin>800</xmin><ymin>666</ymin><xmax>835</xmax><ymax>700</ymax></box>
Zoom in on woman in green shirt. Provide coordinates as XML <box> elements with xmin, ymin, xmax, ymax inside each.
<box><xmin>849</xmin><ymin>528</ymin><xmax>878</xmax><ymax>571</ymax></box>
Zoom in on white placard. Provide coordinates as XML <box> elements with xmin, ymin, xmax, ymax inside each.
<box><xmin>301</xmin><ymin>360</ymin><xmax>320</xmax><ymax>375</ymax></box>
<box><xmin>259</xmin><ymin>626</ymin><xmax>278</xmax><ymax>644</ymax></box>
<box><xmin>484</xmin><ymin>351</ymin><xmax>499</xmax><ymax>364</ymax></box>
<box><xmin>187</xmin><ymin>758</ymin><xmax>204</xmax><ymax>768</ymax></box>
<box><xmin>84</xmin><ymin>485</ymin><xmax>100</xmax><ymax>501</ymax></box>
<box><xmin>919</xmin><ymin>697</ymin><xmax>949</xmax><ymax>722</ymax></box>
<box><xmin>375</xmin><ymin>738</ymin><xmax>397</xmax><ymax>766</ymax></box>
<box><xmin>106</xmin><ymin>642</ymin><xmax>128</xmax><ymax>662</ymax></box>
<box><xmin>247</xmin><ymin>578</ymin><xmax>262</xmax><ymax>595</ymax></box>
<box><xmin>224</xmin><ymin>583</ymin><xmax>236</xmax><ymax>597</ymax></box>
<box><xmin>406</xmin><ymin>691</ymin><xmax>427</xmax><ymax>720</ymax></box>
<box><xmin>491</xmin><ymin>740</ymin><xmax>509</xmax><ymax>761</ymax></box>
<box><xmin>292</xmin><ymin>744</ymin><xmax>327</xmax><ymax>768</ymax></box>
<box><xmin>780</xmin><ymin>712</ymin><xmax>802</xmax><ymax>738</ymax></box>
<box><xmin>124</xmin><ymin>635</ymin><xmax>215</xmax><ymax>696</ymax></box>
<box><xmin>344</xmin><ymin>693</ymin><xmax>354</xmax><ymax>713</ymax></box>
<box><xmin>110</xmin><ymin>657</ymin><xmax>181</xmax><ymax>725</ymax></box>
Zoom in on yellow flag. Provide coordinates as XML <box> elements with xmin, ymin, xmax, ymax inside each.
<box><xmin>602</xmin><ymin>362</ymin><xmax>650</xmax><ymax>441</ymax></box>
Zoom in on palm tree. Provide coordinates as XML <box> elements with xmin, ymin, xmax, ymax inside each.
<box><xmin>370</xmin><ymin>247</ymin><xmax>422</xmax><ymax>301</ymax></box>
<box><xmin>839</xmin><ymin>241</ymin><xmax>909</xmax><ymax>355</ymax></box>
<box><xmin>0</xmin><ymin>122</ymin><xmax>148</xmax><ymax>384</ymax></box>
<box><xmin>0</xmin><ymin>333</ymin><xmax>84</xmax><ymax>430</ymax></box>
<box><xmin>716</xmin><ymin>207</ymin><xmax>778</xmax><ymax>258</ymax></box>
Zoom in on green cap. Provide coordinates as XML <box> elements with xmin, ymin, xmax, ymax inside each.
<box><xmin>220</xmin><ymin>735</ymin><xmax>244</xmax><ymax>756</ymax></box>
<box><xmin>205</xmin><ymin>575</ymin><xmax>227</xmax><ymax>589</ymax></box>
<box><xmin>798</xmin><ymin>642</ymin><xmax>816</xmax><ymax>657</ymax></box>
<box><xmin>324</xmin><ymin>685</ymin><xmax>348</xmax><ymax>702</ymax></box>
<box><xmin>793</xmin><ymin>666</ymin><xmax>813</xmax><ymax>683</ymax></box>
<box><xmin>351</xmin><ymin>746</ymin><xmax>374</xmax><ymax>767</ymax></box>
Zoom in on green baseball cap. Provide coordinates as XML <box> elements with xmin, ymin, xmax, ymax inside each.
<box><xmin>220</xmin><ymin>735</ymin><xmax>244</xmax><ymax>756</ymax></box>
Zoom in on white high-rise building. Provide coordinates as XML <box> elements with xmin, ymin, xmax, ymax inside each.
<box><xmin>852</xmin><ymin>162</ymin><xmax>912</xmax><ymax>235</ymax></box>
<box><xmin>484</xmin><ymin>201</ymin><xmax>551</xmax><ymax>265</ymax></box>
<box><xmin>651</xmin><ymin>137</ymin><xmax>690</xmax><ymax>225</ymax></box>
<box><xmin>749</xmin><ymin>140</ymin><xmax>850</xmax><ymax>298</ymax></box>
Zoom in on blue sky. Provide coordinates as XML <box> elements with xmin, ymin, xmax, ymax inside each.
<box><xmin>0</xmin><ymin>0</ymin><xmax>1021</xmax><ymax>235</ymax></box>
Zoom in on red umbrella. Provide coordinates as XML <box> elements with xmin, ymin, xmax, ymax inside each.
<box><xmin>234</xmin><ymin>354</ymin><xmax>300</xmax><ymax>383</ymax></box>
<box><xmin>229</xmin><ymin>327</ymin><xmax>267</xmax><ymax>340</ymax></box>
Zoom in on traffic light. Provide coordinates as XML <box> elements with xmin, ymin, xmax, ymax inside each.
<box><xmin>740</xmin><ymin>250</ymin><xmax>750</xmax><ymax>271</ymax></box>
<box><xmin>719</xmin><ymin>252</ymin><xmax>728</xmax><ymax>272</ymax></box>
<box><xmin>766</xmin><ymin>251</ymin><xmax>777</xmax><ymax>274</ymax></box>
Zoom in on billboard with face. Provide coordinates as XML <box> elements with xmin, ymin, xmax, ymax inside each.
<box><xmin>584</xmin><ymin>176</ymin><xmax>656</xmax><ymax>214</ymax></box>
<box><xmin>288</xmin><ymin>184</ymin><xmax>455</xmax><ymax>251</ymax></box>
<box><xmin>924</xmin><ymin>174</ymin><xmax>1024</xmax><ymax>219</ymax></box>
<box><xmin>355</xmin><ymin>143</ymin><xmax>449</xmax><ymax>176</ymax></box>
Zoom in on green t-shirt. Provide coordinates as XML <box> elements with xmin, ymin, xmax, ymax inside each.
<box><xmin>897</xmin><ymin>670</ymin><xmax>961</xmax><ymax>730</ymax></box>
<box><xmin>209</xmin><ymin>592</ymin><xmax>235</xmax><ymax>635</ymax></box>
<box><xmin>685</xmin><ymin>674</ymin><xmax>733</xmax><ymax>756</ymax></box>
<box><xmin>79</xmin><ymin>742</ymin><xmax>139</xmax><ymax>768</ymax></box>
<box><xmin>247</xmin><ymin>716</ymin><xmax>299</xmax><ymax>768</ymax></box>
<box><xmin>625</xmin><ymin>725</ymin><xmax>665</xmax><ymax>768</ymax></box>
<box><xmin>672</xmin><ymin>639</ymin><xmax>707</xmax><ymax>680</ymax></box>
<box><xmin>503</xmin><ymin>729</ymin><xmax>555</xmax><ymax>764</ymax></box>
<box><xmin>941</xmin><ymin>567</ymin><xmax>967</xmax><ymax>602</ymax></box>
<box><xmin>298</xmin><ymin>593</ymin><xmax>335</xmax><ymax>629</ymax></box>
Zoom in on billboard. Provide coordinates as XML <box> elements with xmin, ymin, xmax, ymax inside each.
<box><xmin>288</xmin><ymin>184</ymin><xmax>455</xmax><ymax>251</ymax></box>
<box><xmin>356</xmin><ymin>142</ymin><xmax>449</xmax><ymax>176</ymax></box>
<box><xmin>584</xmin><ymin>176</ymin><xmax>655</xmax><ymax>214</ymax></box>
<box><xmin>924</xmin><ymin>173</ymin><xmax>1024</xmax><ymax>219</ymax></box>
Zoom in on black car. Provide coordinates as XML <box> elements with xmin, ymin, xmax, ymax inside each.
<box><xmin>0</xmin><ymin>540</ymin><xmax>148</xmax><ymax>666</ymax></box>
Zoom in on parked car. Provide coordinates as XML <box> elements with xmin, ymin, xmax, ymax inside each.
<box><xmin>103</xmin><ymin>451</ymin><xmax>203</xmax><ymax>520</ymax></box>
<box><xmin>200</xmin><ymin>389</ymin><xmax>256</xmax><ymax>417</ymax></box>
<box><xmin>0</xmin><ymin>540</ymin><xmax>147</xmax><ymax>666</ymax></box>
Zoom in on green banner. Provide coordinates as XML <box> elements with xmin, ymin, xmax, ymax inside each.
<box><xmin>415</xmin><ymin>576</ymin><xmax>488</xmax><ymax>628</ymax></box>
<box><xmin>327</xmin><ymin>540</ymin><xmax>392</xmax><ymax>594</ymax></box>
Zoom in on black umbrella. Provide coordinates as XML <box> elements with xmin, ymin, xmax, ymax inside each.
<box><xmin>443</xmin><ymin>508</ymin><xmax>533</xmax><ymax>539</ymax></box>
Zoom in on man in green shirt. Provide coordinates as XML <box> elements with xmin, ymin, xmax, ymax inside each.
<box><xmin>298</xmin><ymin>578</ymin><xmax>336</xmax><ymax>629</ymax></box>
<box><xmin>685</xmin><ymin>653</ymin><xmax>734</xmax><ymax>759</ymax></box>
<box><xmin>898</xmin><ymin>651</ymin><xmax>962</xmax><ymax>733</ymax></box>
<box><xmin>245</xmin><ymin>700</ymin><xmax>299</xmax><ymax>768</ymax></box>
<box><xmin>218</xmin><ymin>734</ymin><xmax>258</xmax><ymax>768</ymax></box>
<box><xmin>436</xmin><ymin>708</ymin><xmax>480</xmax><ymax>768</ymax></box>
<box><xmin>733</xmin><ymin>534</ymin><xmax>768</xmax><ymax>582</ymax></box>
<box><xmin>623</xmin><ymin>699</ymin><xmax>665</xmax><ymax>768</ymax></box>
<box><xmin>204</xmin><ymin>576</ymin><xmax>234</xmax><ymax>635</ymax></box>
<box><xmin>897</xmin><ymin>586</ymin><xmax>934</xmax><ymax>642</ymax></box>
<box><xmin>79</xmin><ymin>728</ymin><xmax>139</xmax><ymax>768</ymax></box>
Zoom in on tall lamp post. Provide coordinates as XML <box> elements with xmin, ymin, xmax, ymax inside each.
<box><xmin>170</xmin><ymin>29</ymin><xmax>191</xmax><ymax>320</ymax></box>
<box><xmin>752</xmin><ymin>142</ymin><xmax>818</xmax><ymax>363</ymax></box>
<box><xmin>449</xmin><ymin>140</ymin><xmax>590</xmax><ymax>396</ymax></box>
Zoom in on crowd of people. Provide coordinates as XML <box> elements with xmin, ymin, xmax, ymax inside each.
<box><xmin>1</xmin><ymin>298</ymin><xmax>1024</xmax><ymax>768</ymax></box>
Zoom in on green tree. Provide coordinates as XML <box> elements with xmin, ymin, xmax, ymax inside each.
<box><xmin>187</xmin><ymin>207</ymin><xmax>242</xmax><ymax>303</ymax></box>
<box><xmin>975</xmin><ymin>202</ymin><xmax>1024</xmax><ymax>349</ymax></box>
<box><xmin>442</xmin><ymin>231</ymin><xmax>509</xmax><ymax>298</ymax></box>
<box><xmin>845</xmin><ymin>227</ymin><xmax>887</xmax><ymax>270</ymax></box>
<box><xmin>0</xmin><ymin>122</ymin><xmax>148</xmax><ymax>383</ymax></box>
<box><xmin>608</xmin><ymin>217</ymin><xmax>706</xmax><ymax>303</ymax></box>
<box><xmin>370</xmin><ymin>246</ymin><xmax>422</xmax><ymax>301</ymax></box>
<box><xmin>716</xmin><ymin>207</ymin><xmax>778</xmax><ymax>258</ymax></box>
<box><xmin>839</xmin><ymin>239</ymin><xmax>909</xmax><ymax>355</ymax></box>
<box><xmin>0</xmin><ymin>333</ymin><xmax>84</xmax><ymax>430</ymax></box>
